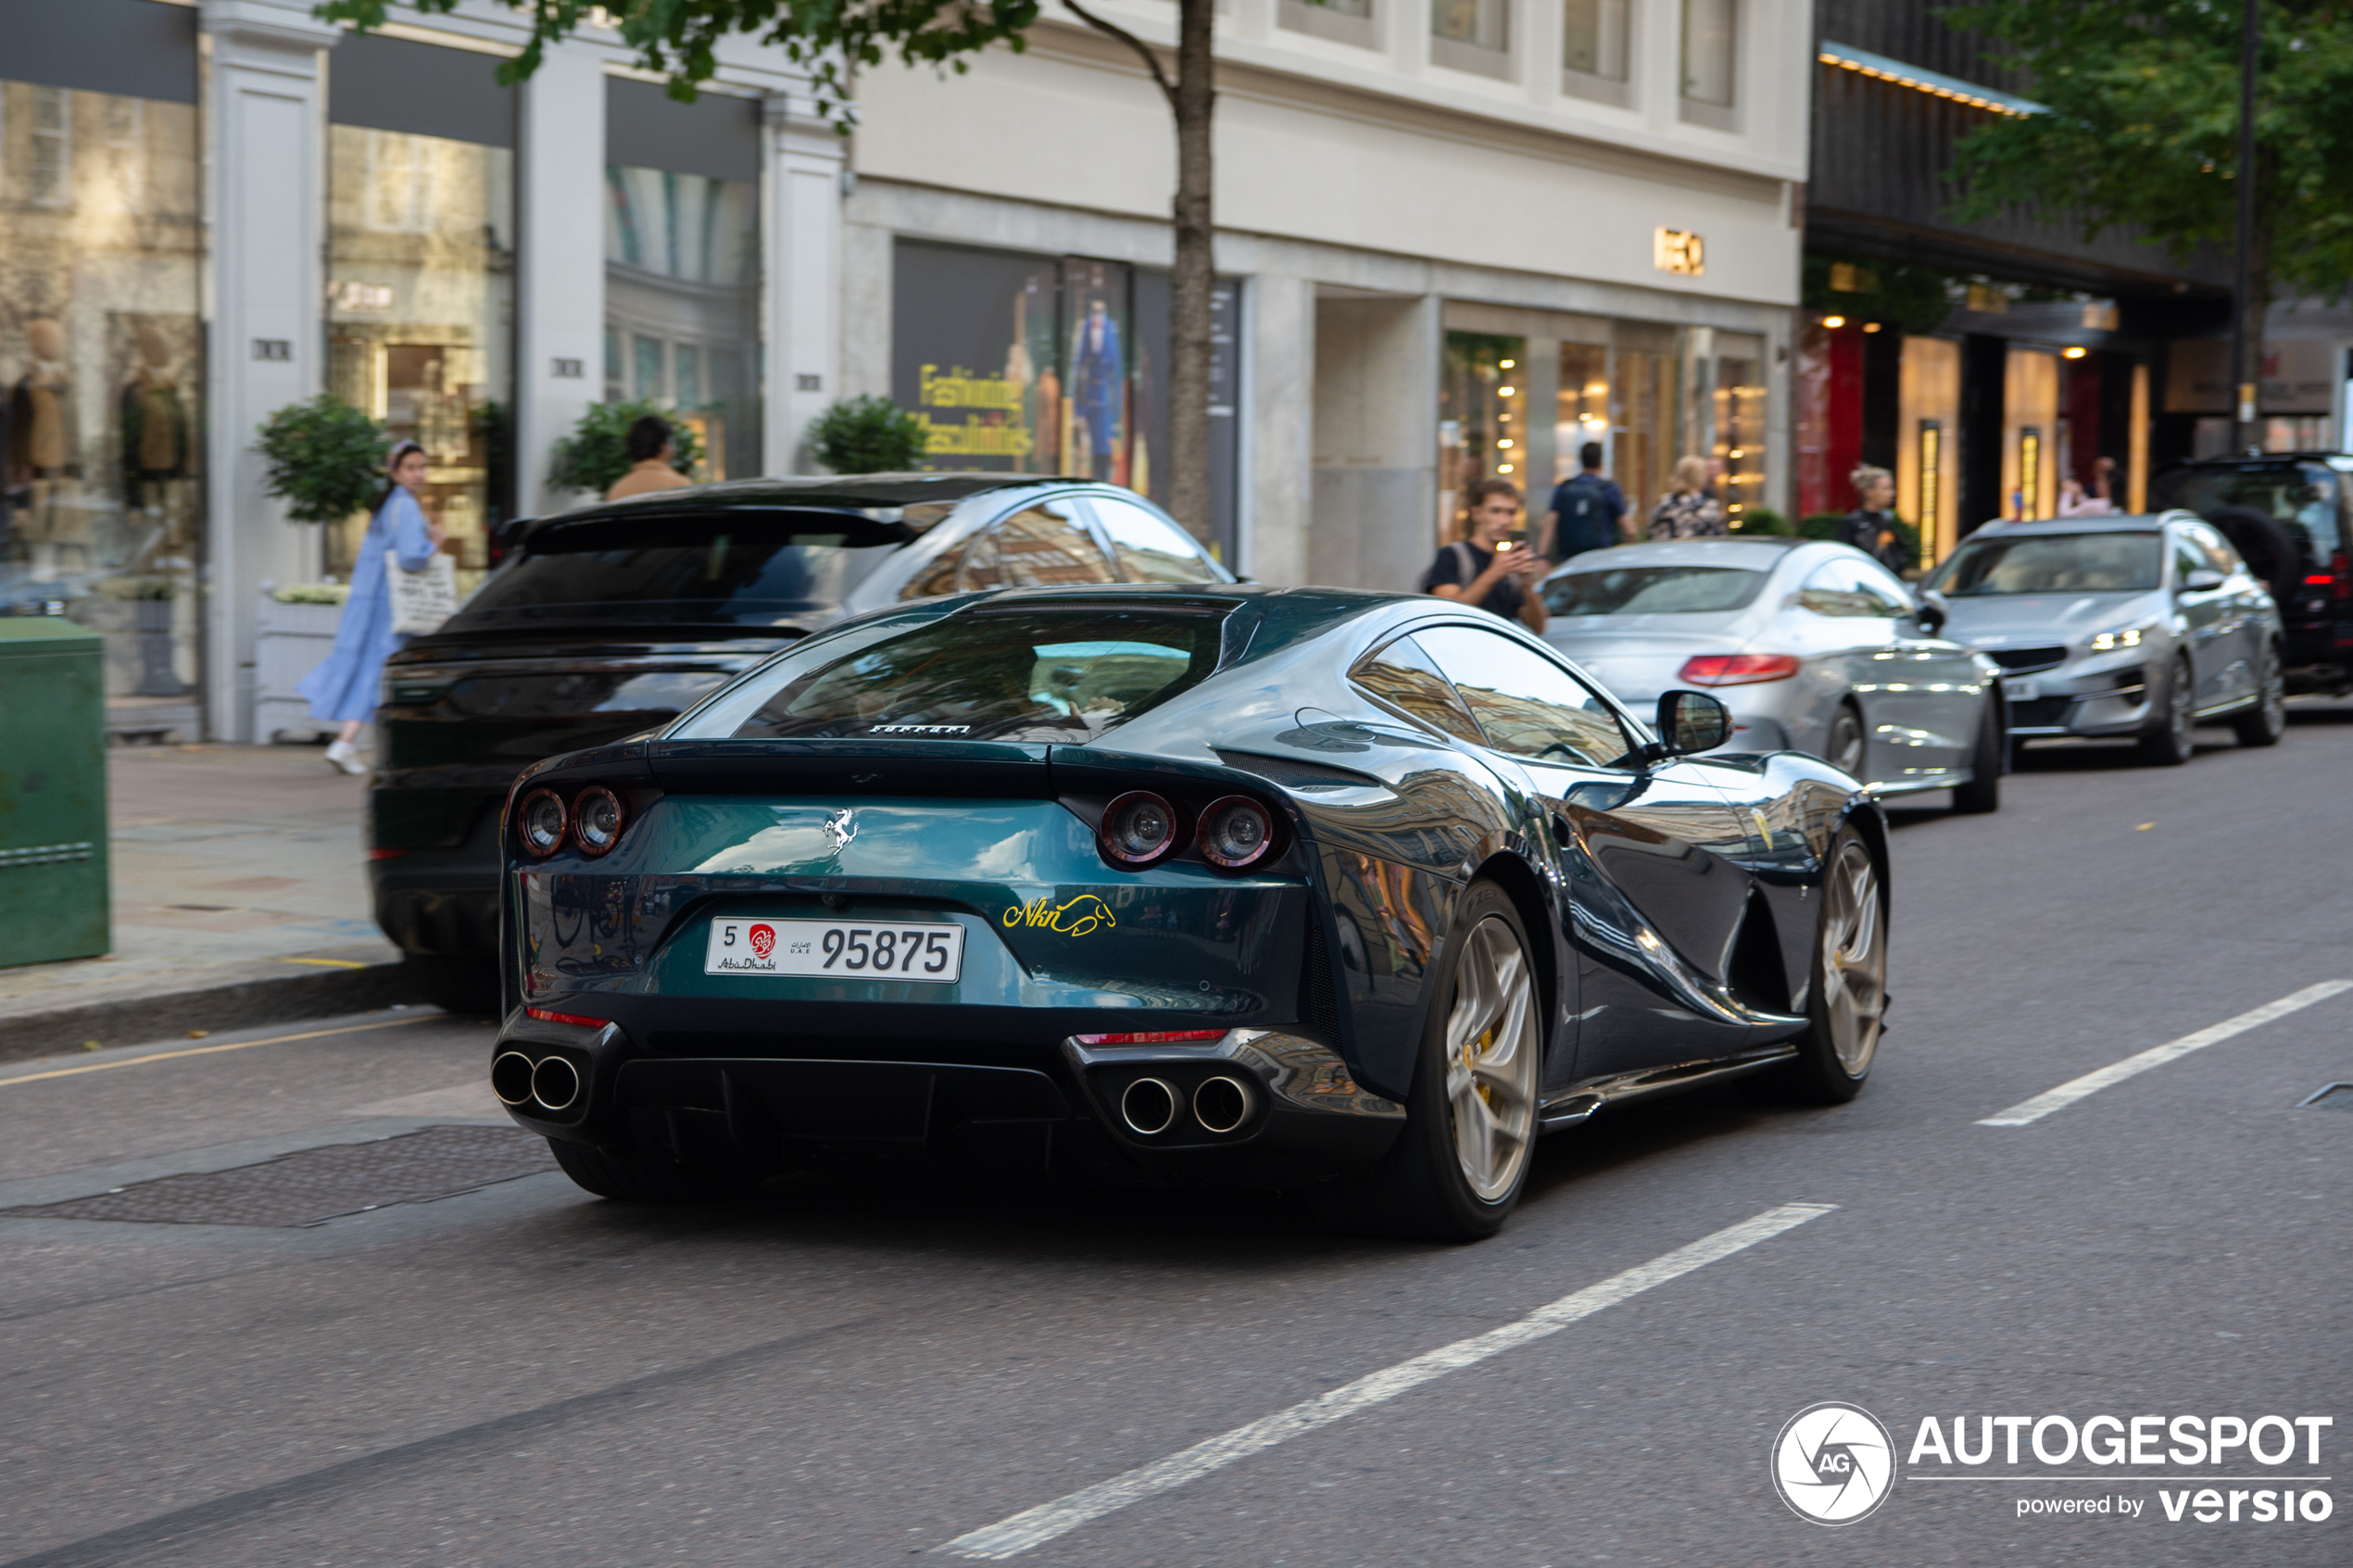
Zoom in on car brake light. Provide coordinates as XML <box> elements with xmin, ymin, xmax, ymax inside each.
<box><xmin>2305</xmin><ymin>574</ymin><xmax>2334</xmax><ymax>585</ymax></box>
<box><xmin>526</xmin><ymin>1008</ymin><xmax>610</xmax><ymax>1028</ymax></box>
<box><xmin>1099</xmin><ymin>791</ymin><xmax>1183</xmax><ymax>867</ymax></box>
<box><xmin>367</xmin><ymin>848</ymin><xmax>409</xmax><ymax>859</ymax></box>
<box><xmin>1075</xmin><ymin>1030</ymin><xmax>1228</xmax><ymax>1045</ymax></box>
<box><xmin>1677</xmin><ymin>654</ymin><xmax>1802</xmax><ymax>686</ymax></box>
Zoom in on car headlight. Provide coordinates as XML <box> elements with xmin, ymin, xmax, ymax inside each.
<box><xmin>2087</xmin><ymin>624</ymin><xmax>2149</xmax><ymax>652</ymax></box>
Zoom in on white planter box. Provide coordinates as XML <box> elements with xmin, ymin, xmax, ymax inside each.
<box><xmin>255</xmin><ymin>595</ymin><xmax>346</xmax><ymax>742</ymax></box>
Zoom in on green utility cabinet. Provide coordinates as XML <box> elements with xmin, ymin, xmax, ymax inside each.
<box><xmin>0</xmin><ymin>618</ymin><xmax>110</xmax><ymax>967</ymax></box>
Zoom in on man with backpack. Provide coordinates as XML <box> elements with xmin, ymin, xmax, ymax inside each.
<box><xmin>1539</xmin><ymin>442</ymin><xmax>1628</xmax><ymax>565</ymax></box>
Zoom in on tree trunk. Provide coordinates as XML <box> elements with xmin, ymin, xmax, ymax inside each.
<box><xmin>1165</xmin><ymin>0</ymin><xmax>1216</xmax><ymax>546</ymax></box>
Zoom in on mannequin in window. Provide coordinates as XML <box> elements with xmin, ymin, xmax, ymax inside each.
<box><xmin>9</xmin><ymin>318</ymin><xmax>82</xmax><ymax>580</ymax></box>
<box><xmin>1071</xmin><ymin>298</ymin><xmax>1124</xmax><ymax>481</ymax></box>
<box><xmin>120</xmin><ymin>324</ymin><xmax>194</xmax><ymax>568</ymax></box>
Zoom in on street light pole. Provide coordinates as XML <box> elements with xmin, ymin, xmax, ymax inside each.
<box><xmin>2230</xmin><ymin>0</ymin><xmax>2261</xmax><ymax>453</ymax></box>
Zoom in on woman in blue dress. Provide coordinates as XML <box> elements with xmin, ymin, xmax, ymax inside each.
<box><xmin>298</xmin><ymin>441</ymin><xmax>446</xmax><ymax>773</ymax></box>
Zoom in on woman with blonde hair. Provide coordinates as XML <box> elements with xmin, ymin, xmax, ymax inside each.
<box><xmin>1646</xmin><ymin>455</ymin><xmax>1725</xmax><ymax>539</ymax></box>
<box><xmin>1838</xmin><ymin>464</ymin><xmax>1915</xmax><ymax>574</ymax></box>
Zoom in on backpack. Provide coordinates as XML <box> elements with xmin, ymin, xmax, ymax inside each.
<box><xmin>1554</xmin><ymin>474</ymin><xmax>1616</xmax><ymax>558</ymax></box>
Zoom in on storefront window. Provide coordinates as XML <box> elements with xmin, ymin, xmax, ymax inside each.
<box><xmin>890</xmin><ymin>239</ymin><xmax>1240</xmax><ymax>560</ymax></box>
<box><xmin>1439</xmin><ymin>332</ymin><xmax>1525</xmax><ymax>536</ymax></box>
<box><xmin>2</xmin><ymin>77</ymin><xmax>204</xmax><ymax>732</ymax></box>
<box><xmin>1554</xmin><ymin>341</ymin><xmax>1609</xmax><ymax>483</ymax></box>
<box><xmin>604</xmin><ymin>80</ymin><xmax>762</xmax><ymax>483</ymax></box>
<box><xmin>1615</xmin><ymin>343</ymin><xmax>1678</xmax><ymax>529</ymax></box>
<box><xmin>1712</xmin><ymin>334</ymin><xmax>1767</xmax><ymax>525</ymax></box>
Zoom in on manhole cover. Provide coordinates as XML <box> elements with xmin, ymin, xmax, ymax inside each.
<box><xmin>6</xmin><ymin>1126</ymin><xmax>558</xmax><ymax>1228</ymax></box>
<box><xmin>2299</xmin><ymin>1084</ymin><xmax>2353</xmax><ymax>1112</ymax></box>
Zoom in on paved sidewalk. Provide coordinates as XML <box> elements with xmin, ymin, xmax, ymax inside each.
<box><xmin>0</xmin><ymin>744</ymin><xmax>419</xmax><ymax>1057</ymax></box>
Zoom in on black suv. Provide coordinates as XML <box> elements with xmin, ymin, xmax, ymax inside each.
<box><xmin>2150</xmin><ymin>452</ymin><xmax>2353</xmax><ymax>696</ymax></box>
<box><xmin>370</xmin><ymin>473</ymin><xmax>1232</xmax><ymax>1010</ymax></box>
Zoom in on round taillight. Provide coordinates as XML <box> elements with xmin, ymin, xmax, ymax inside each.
<box><xmin>518</xmin><ymin>788</ymin><xmax>568</xmax><ymax>858</ymax></box>
<box><xmin>1100</xmin><ymin>791</ymin><xmax>1181</xmax><ymax>866</ymax></box>
<box><xmin>572</xmin><ymin>786</ymin><xmax>624</xmax><ymax>856</ymax></box>
<box><xmin>1197</xmin><ymin>795</ymin><xmax>1276</xmax><ymax>869</ymax></box>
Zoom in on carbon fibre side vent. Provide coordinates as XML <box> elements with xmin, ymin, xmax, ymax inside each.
<box><xmin>1300</xmin><ymin>912</ymin><xmax>1344</xmax><ymax>1044</ymax></box>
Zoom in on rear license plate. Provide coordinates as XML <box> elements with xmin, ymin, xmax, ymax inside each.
<box><xmin>2003</xmin><ymin>675</ymin><xmax>2039</xmax><ymax>702</ymax></box>
<box><xmin>704</xmin><ymin>918</ymin><xmax>965</xmax><ymax>983</ymax></box>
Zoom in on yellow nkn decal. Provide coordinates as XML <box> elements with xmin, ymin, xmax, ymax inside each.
<box><xmin>1001</xmin><ymin>894</ymin><xmax>1117</xmax><ymax>936</ymax></box>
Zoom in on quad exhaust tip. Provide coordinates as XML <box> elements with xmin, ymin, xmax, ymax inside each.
<box><xmin>1191</xmin><ymin>1075</ymin><xmax>1253</xmax><ymax>1135</ymax></box>
<box><xmin>530</xmin><ymin>1055</ymin><xmax>583</xmax><ymax>1113</ymax></box>
<box><xmin>1119</xmin><ymin>1077</ymin><xmax>1179</xmax><ymax>1135</ymax></box>
<box><xmin>491</xmin><ymin>1051</ymin><xmax>535</xmax><ymax>1108</ymax></box>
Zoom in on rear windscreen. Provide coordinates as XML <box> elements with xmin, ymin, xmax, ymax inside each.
<box><xmin>445</xmin><ymin>512</ymin><xmax>913</xmax><ymax>631</ymax></box>
<box><xmin>1542</xmin><ymin>564</ymin><xmax>1768</xmax><ymax>616</ymax></box>
<box><xmin>2150</xmin><ymin>463</ymin><xmax>2342</xmax><ymax>556</ymax></box>
<box><xmin>706</xmin><ymin>608</ymin><xmax>1226</xmax><ymax>743</ymax></box>
<box><xmin>1925</xmin><ymin>533</ymin><xmax>2161</xmax><ymax>596</ymax></box>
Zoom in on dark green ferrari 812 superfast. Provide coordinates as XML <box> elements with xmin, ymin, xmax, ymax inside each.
<box><xmin>491</xmin><ymin>583</ymin><xmax>1889</xmax><ymax>1238</ymax></box>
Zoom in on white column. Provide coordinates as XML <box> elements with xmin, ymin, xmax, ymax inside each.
<box><xmin>1243</xmin><ymin>274</ymin><xmax>1315</xmax><ymax>585</ymax></box>
<box><xmin>515</xmin><ymin>44</ymin><xmax>608</xmax><ymax>514</ymax></box>
<box><xmin>199</xmin><ymin>0</ymin><xmax>337</xmax><ymax>743</ymax></box>
<box><xmin>764</xmin><ymin>94</ymin><xmax>845</xmax><ymax>473</ymax></box>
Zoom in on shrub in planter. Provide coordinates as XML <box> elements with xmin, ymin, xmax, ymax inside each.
<box><xmin>546</xmin><ymin>400</ymin><xmax>705</xmax><ymax>496</ymax></box>
<box><xmin>809</xmin><ymin>395</ymin><xmax>927</xmax><ymax>474</ymax></box>
<box><xmin>1730</xmin><ymin>507</ymin><xmax>1792</xmax><ymax>535</ymax></box>
<box><xmin>258</xmin><ymin>396</ymin><xmax>387</xmax><ymax>524</ymax></box>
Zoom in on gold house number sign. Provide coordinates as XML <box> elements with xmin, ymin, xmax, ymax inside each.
<box><xmin>1655</xmin><ymin>229</ymin><xmax>1705</xmax><ymax>276</ymax></box>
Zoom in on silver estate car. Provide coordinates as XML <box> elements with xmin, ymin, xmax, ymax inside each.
<box><xmin>1540</xmin><ymin>537</ymin><xmax>2005</xmax><ymax>810</ymax></box>
<box><xmin>1919</xmin><ymin>513</ymin><xmax>2287</xmax><ymax>766</ymax></box>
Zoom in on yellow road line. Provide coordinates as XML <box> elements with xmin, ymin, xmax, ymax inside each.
<box><xmin>0</xmin><ymin>1014</ymin><xmax>436</xmax><ymax>1090</ymax></box>
<box><xmin>279</xmin><ymin>957</ymin><xmax>371</xmax><ymax>970</ymax></box>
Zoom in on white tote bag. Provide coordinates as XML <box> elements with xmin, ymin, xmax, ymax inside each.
<box><xmin>386</xmin><ymin>547</ymin><xmax>459</xmax><ymax>636</ymax></box>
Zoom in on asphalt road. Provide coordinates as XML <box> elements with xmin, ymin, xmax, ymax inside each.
<box><xmin>3</xmin><ymin>710</ymin><xmax>2347</xmax><ymax>1567</ymax></box>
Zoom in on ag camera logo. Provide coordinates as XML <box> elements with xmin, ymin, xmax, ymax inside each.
<box><xmin>1773</xmin><ymin>1402</ymin><xmax>1896</xmax><ymax>1524</ymax></box>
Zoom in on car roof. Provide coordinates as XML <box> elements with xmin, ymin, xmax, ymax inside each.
<box><xmin>514</xmin><ymin>472</ymin><xmax>1078</xmax><ymax>540</ymax></box>
<box><xmin>1542</xmin><ymin>536</ymin><xmax>1821</xmax><ymax>575</ymax></box>
<box><xmin>1964</xmin><ymin>513</ymin><xmax>2185</xmax><ymax>537</ymax></box>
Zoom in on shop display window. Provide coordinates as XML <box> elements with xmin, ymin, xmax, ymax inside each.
<box><xmin>1</xmin><ymin>78</ymin><xmax>204</xmax><ymax>729</ymax></box>
<box><xmin>1711</xmin><ymin>336</ymin><xmax>1767</xmax><ymax>525</ymax></box>
<box><xmin>603</xmin><ymin>163</ymin><xmax>760</xmax><ymax>479</ymax></box>
<box><xmin>1439</xmin><ymin>332</ymin><xmax>1525</xmax><ymax>535</ymax></box>
<box><xmin>324</xmin><ymin>124</ymin><xmax>514</xmax><ymax>596</ymax></box>
<box><xmin>1554</xmin><ymin>342</ymin><xmax>1610</xmax><ymax>483</ymax></box>
<box><xmin>1615</xmin><ymin>345</ymin><xmax>1678</xmax><ymax>527</ymax></box>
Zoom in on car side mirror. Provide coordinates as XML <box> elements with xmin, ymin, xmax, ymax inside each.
<box><xmin>1653</xmin><ymin>690</ymin><xmax>1730</xmax><ymax>757</ymax></box>
<box><xmin>2181</xmin><ymin>568</ymin><xmax>2225</xmax><ymax>593</ymax></box>
<box><xmin>1914</xmin><ymin>592</ymin><xmax>1947</xmax><ymax>635</ymax></box>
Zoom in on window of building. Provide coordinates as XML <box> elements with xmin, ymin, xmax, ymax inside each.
<box><xmin>605</xmin><ymin>78</ymin><xmax>763</xmax><ymax>484</ymax></box>
<box><xmin>1711</xmin><ymin>334</ymin><xmax>1768</xmax><ymax>527</ymax></box>
<box><xmin>1563</xmin><ymin>0</ymin><xmax>1631</xmax><ymax>101</ymax></box>
<box><xmin>2</xmin><ymin>38</ymin><xmax>206</xmax><ymax>736</ymax></box>
<box><xmin>1432</xmin><ymin>0</ymin><xmax>1510</xmax><ymax>76</ymax></box>
<box><xmin>1278</xmin><ymin>0</ymin><xmax>1377</xmax><ymax>48</ymax></box>
<box><xmin>1554</xmin><ymin>341</ymin><xmax>1610</xmax><ymax>484</ymax></box>
<box><xmin>1440</xmin><ymin>332</ymin><xmax>1525</xmax><ymax>540</ymax></box>
<box><xmin>327</xmin><ymin>34</ymin><xmax>518</xmax><ymax>597</ymax></box>
<box><xmin>1680</xmin><ymin>0</ymin><xmax>1738</xmax><ymax>129</ymax></box>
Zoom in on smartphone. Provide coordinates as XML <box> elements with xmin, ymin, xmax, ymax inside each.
<box><xmin>1497</xmin><ymin>530</ymin><xmax>1529</xmax><ymax>553</ymax></box>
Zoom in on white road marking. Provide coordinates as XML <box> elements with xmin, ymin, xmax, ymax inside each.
<box><xmin>940</xmin><ymin>1200</ymin><xmax>1837</xmax><ymax>1561</ymax></box>
<box><xmin>1977</xmin><ymin>980</ymin><xmax>2353</xmax><ymax>1127</ymax></box>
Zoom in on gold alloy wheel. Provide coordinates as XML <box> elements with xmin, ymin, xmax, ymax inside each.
<box><xmin>1818</xmin><ymin>839</ymin><xmax>1887</xmax><ymax>1076</ymax></box>
<box><xmin>1443</xmin><ymin>915</ymin><xmax>1540</xmax><ymax>1201</ymax></box>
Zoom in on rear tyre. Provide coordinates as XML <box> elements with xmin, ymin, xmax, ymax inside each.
<box><xmin>403</xmin><ymin>953</ymin><xmax>499</xmax><ymax>1015</ymax></box>
<box><xmin>1319</xmin><ymin>881</ymin><xmax>1541</xmax><ymax>1242</ymax></box>
<box><xmin>548</xmin><ymin>1139</ymin><xmax>759</xmax><ymax>1202</ymax></box>
<box><xmin>2135</xmin><ymin>656</ymin><xmax>2196</xmax><ymax>766</ymax></box>
<box><xmin>2233</xmin><ymin>641</ymin><xmax>2287</xmax><ymax>747</ymax></box>
<box><xmin>1949</xmin><ymin>693</ymin><xmax>2003</xmax><ymax>814</ymax></box>
<box><xmin>1824</xmin><ymin>701</ymin><xmax>1868</xmax><ymax>777</ymax></box>
<box><xmin>1761</xmin><ymin>827</ymin><xmax>1886</xmax><ymax>1106</ymax></box>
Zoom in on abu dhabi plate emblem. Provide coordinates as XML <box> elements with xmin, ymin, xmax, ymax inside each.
<box><xmin>1772</xmin><ymin>1401</ymin><xmax>1895</xmax><ymax>1524</ymax></box>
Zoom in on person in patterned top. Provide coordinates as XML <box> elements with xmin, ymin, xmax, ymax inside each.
<box><xmin>1646</xmin><ymin>455</ymin><xmax>1726</xmax><ymax>540</ymax></box>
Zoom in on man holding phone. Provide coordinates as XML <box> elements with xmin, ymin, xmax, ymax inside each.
<box><xmin>1423</xmin><ymin>477</ymin><xmax>1548</xmax><ymax>633</ymax></box>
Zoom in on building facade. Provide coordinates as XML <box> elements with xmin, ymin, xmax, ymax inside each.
<box><xmin>1</xmin><ymin>0</ymin><xmax>1812</xmax><ymax>744</ymax></box>
<box><xmin>1803</xmin><ymin>0</ymin><xmax>2353</xmax><ymax>563</ymax></box>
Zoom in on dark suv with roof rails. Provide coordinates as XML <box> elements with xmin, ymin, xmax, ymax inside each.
<box><xmin>2150</xmin><ymin>451</ymin><xmax>2353</xmax><ymax>695</ymax></box>
<box><xmin>369</xmin><ymin>472</ymin><xmax>1232</xmax><ymax>1011</ymax></box>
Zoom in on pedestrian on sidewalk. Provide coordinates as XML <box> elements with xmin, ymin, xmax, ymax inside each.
<box><xmin>1423</xmin><ymin>478</ymin><xmax>1548</xmax><ymax>633</ymax></box>
<box><xmin>605</xmin><ymin>415</ymin><xmax>695</xmax><ymax>500</ymax></box>
<box><xmin>1646</xmin><ymin>456</ymin><xmax>1726</xmax><ymax>539</ymax></box>
<box><xmin>1539</xmin><ymin>441</ymin><xmax>1628</xmax><ymax>564</ymax></box>
<box><xmin>1838</xmin><ymin>465</ymin><xmax>1917</xmax><ymax>573</ymax></box>
<box><xmin>296</xmin><ymin>440</ymin><xmax>446</xmax><ymax>775</ymax></box>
